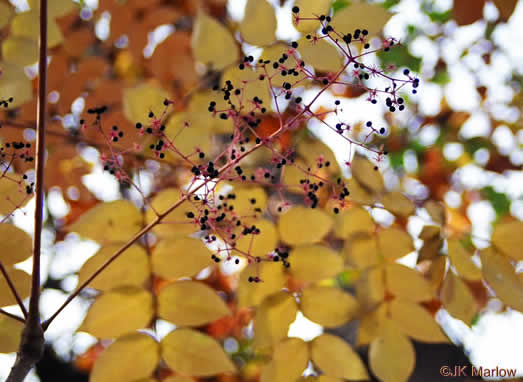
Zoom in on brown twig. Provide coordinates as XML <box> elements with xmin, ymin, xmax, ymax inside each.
<box><xmin>0</xmin><ymin>308</ymin><xmax>25</xmax><ymax>324</ymax></box>
<box><xmin>0</xmin><ymin>261</ymin><xmax>28</xmax><ymax>318</ymax></box>
<box><xmin>6</xmin><ymin>0</ymin><xmax>47</xmax><ymax>380</ymax></box>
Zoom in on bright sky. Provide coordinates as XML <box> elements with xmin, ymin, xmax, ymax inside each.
<box><xmin>1</xmin><ymin>0</ymin><xmax>522</xmax><ymax>380</ymax></box>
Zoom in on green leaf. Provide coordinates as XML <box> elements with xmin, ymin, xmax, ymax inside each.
<box><xmin>378</xmin><ymin>44</ymin><xmax>422</xmax><ymax>72</ymax></box>
<box><xmin>481</xmin><ymin>186</ymin><xmax>510</xmax><ymax>218</ymax></box>
<box><xmin>431</xmin><ymin>69</ymin><xmax>450</xmax><ymax>85</ymax></box>
<box><xmin>382</xmin><ymin>0</ymin><xmax>401</xmax><ymax>9</ymax></box>
<box><xmin>332</xmin><ymin>0</ymin><xmax>351</xmax><ymax>14</ymax></box>
<box><xmin>427</xmin><ymin>10</ymin><xmax>452</xmax><ymax>23</ymax></box>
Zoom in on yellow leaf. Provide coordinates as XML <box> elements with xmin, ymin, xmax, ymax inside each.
<box><xmin>300</xmin><ymin>286</ymin><xmax>358</xmax><ymax>328</ymax></box>
<box><xmin>264</xmin><ymin>338</ymin><xmax>309</xmax><ymax>382</ymax></box>
<box><xmin>0</xmin><ymin>63</ymin><xmax>32</xmax><ymax>108</ymax></box>
<box><xmin>441</xmin><ymin>272</ymin><xmax>478</xmax><ymax>326</ymax></box>
<box><xmin>11</xmin><ymin>11</ymin><xmax>64</xmax><ymax>48</ymax></box>
<box><xmin>290</xmin><ymin>245</ymin><xmax>343</xmax><ymax>282</ymax></box>
<box><xmin>79</xmin><ymin>287</ymin><xmax>154</xmax><ymax>338</ymax></box>
<box><xmin>158</xmin><ymin>281</ymin><xmax>230</xmax><ymax>326</ymax></box>
<box><xmin>424</xmin><ymin>200</ymin><xmax>446</xmax><ymax>225</ymax></box>
<box><xmin>278</xmin><ymin>206</ymin><xmax>333</xmax><ymax>245</ymax></box>
<box><xmin>356</xmin><ymin>266</ymin><xmax>385</xmax><ymax>310</ymax></box>
<box><xmin>388</xmin><ymin>299</ymin><xmax>448</xmax><ymax>343</ymax></box>
<box><xmin>238</xmin><ymin>262</ymin><xmax>286</xmax><ymax>308</ymax></box>
<box><xmin>240</xmin><ymin>0</ymin><xmax>277</xmax><ymax>46</ymax></box>
<box><xmin>479</xmin><ymin>247</ymin><xmax>523</xmax><ymax>312</ymax></box>
<box><xmin>297</xmin><ymin>37</ymin><xmax>344</xmax><ymax>73</ymax></box>
<box><xmin>297</xmin><ymin>139</ymin><xmax>341</xmax><ymax>175</ymax></box>
<box><xmin>161</xmin><ymin>112</ymin><xmax>212</xmax><ymax>161</ymax></box>
<box><xmin>447</xmin><ymin>239</ymin><xmax>481</xmax><ymax>281</ymax></box>
<box><xmin>346</xmin><ymin>178</ymin><xmax>375</xmax><ymax>205</ymax></box>
<box><xmin>0</xmin><ymin>224</ymin><xmax>31</xmax><ymax>266</ymax></box>
<box><xmin>300</xmin><ymin>286</ymin><xmax>358</xmax><ymax>327</ymax></box>
<box><xmin>226</xmin><ymin>186</ymin><xmax>268</xmax><ymax>220</ymax></box>
<box><xmin>152</xmin><ymin>237</ymin><xmax>212</xmax><ymax>280</ymax></box>
<box><xmin>260</xmin><ymin>43</ymin><xmax>293</xmax><ymax>77</ymax></box>
<box><xmin>188</xmin><ymin>91</ymin><xmax>233</xmax><ymax>133</ymax></box>
<box><xmin>123</xmin><ymin>82</ymin><xmax>171</xmax><ymax>125</ymax></box>
<box><xmin>0</xmin><ymin>2</ymin><xmax>14</xmax><ymax>29</ymax></box>
<box><xmin>0</xmin><ymin>268</ymin><xmax>30</xmax><ymax>307</ymax></box>
<box><xmin>298</xmin><ymin>377</ymin><xmax>343</xmax><ymax>382</ymax></box>
<box><xmin>146</xmin><ymin>188</ymin><xmax>198</xmax><ymax>237</ymax></box>
<box><xmin>311</xmin><ymin>334</ymin><xmax>369</xmax><ymax>380</ymax></box>
<box><xmin>163</xmin><ymin>377</ymin><xmax>195</xmax><ymax>382</ymax></box>
<box><xmin>161</xmin><ymin>328</ymin><xmax>236</xmax><ymax>376</ymax></box>
<box><xmin>425</xmin><ymin>256</ymin><xmax>447</xmax><ymax>292</ymax></box>
<box><xmin>369</xmin><ymin>319</ymin><xmax>415</xmax><ymax>382</ymax></box>
<box><xmin>78</xmin><ymin>245</ymin><xmax>150</xmax><ymax>291</ymax></box>
<box><xmin>66</xmin><ymin>200</ymin><xmax>142</xmax><ymax>243</ymax></box>
<box><xmin>334</xmin><ymin>207</ymin><xmax>374</xmax><ymax>239</ymax></box>
<box><xmin>378</xmin><ymin>228</ymin><xmax>414</xmax><ymax>261</ymax></box>
<box><xmin>418</xmin><ymin>237</ymin><xmax>443</xmax><ymax>262</ymax></box>
<box><xmin>344</xmin><ymin>233</ymin><xmax>380</xmax><ymax>269</ymax></box>
<box><xmin>351</xmin><ymin>156</ymin><xmax>385</xmax><ymax>194</ymax></box>
<box><xmin>0</xmin><ymin>315</ymin><xmax>23</xmax><ymax>353</ymax></box>
<box><xmin>381</xmin><ymin>192</ymin><xmax>415</xmax><ymax>217</ymax></box>
<box><xmin>2</xmin><ymin>37</ymin><xmax>38</xmax><ymax>66</ymax></box>
<box><xmin>357</xmin><ymin>304</ymin><xmax>387</xmax><ymax>346</ymax></box>
<box><xmin>492</xmin><ymin>0</ymin><xmax>519</xmax><ymax>21</ymax></box>
<box><xmin>293</xmin><ymin>0</ymin><xmax>333</xmax><ymax>33</ymax></box>
<box><xmin>491</xmin><ymin>221</ymin><xmax>523</xmax><ymax>261</ymax></box>
<box><xmin>385</xmin><ymin>263</ymin><xmax>433</xmax><ymax>302</ymax></box>
<box><xmin>254</xmin><ymin>292</ymin><xmax>298</xmax><ymax>349</ymax></box>
<box><xmin>331</xmin><ymin>3</ymin><xmax>392</xmax><ymax>38</ymax></box>
<box><xmin>90</xmin><ymin>332</ymin><xmax>160</xmax><ymax>382</ymax></box>
<box><xmin>235</xmin><ymin>219</ymin><xmax>278</xmax><ymax>257</ymax></box>
<box><xmin>192</xmin><ymin>12</ymin><xmax>239</xmax><ymax>70</ymax></box>
<box><xmin>220</xmin><ymin>65</ymin><xmax>272</xmax><ymax>114</ymax></box>
<box><xmin>28</xmin><ymin>0</ymin><xmax>76</xmax><ymax>18</ymax></box>
<box><xmin>419</xmin><ymin>225</ymin><xmax>440</xmax><ymax>240</ymax></box>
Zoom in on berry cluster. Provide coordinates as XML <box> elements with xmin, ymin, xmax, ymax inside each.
<box><xmin>0</xmin><ymin>97</ymin><xmax>14</xmax><ymax>108</ymax></box>
<box><xmin>65</xmin><ymin>12</ymin><xmax>419</xmax><ymax>282</ymax></box>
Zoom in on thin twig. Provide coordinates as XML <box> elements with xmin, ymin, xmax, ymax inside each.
<box><xmin>0</xmin><ymin>308</ymin><xmax>25</xmax><ymax>324</ymax></box>
<box><xmin>0</xmin><ymin>261</ymin><xmax>28</xmax><ymax>318</ymax></box>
